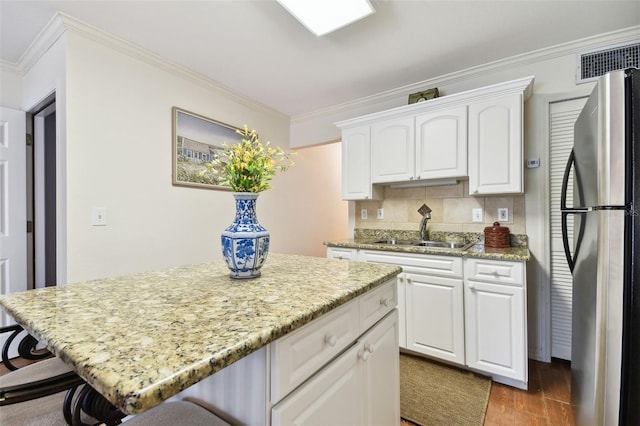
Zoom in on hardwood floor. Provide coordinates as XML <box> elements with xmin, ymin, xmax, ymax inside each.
<box><xmin>402</xmin><ymin>358</ymin><xmax>575</xmax><ymax>426</ymax></box>
<box><xmin>5</xmin><ymin>356</ymin><xmax>574</xmax><ymax>426</ymax></box>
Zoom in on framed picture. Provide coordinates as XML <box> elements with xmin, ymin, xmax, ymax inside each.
<box><xmin>171</xmin><ymin>107</ymin><xmax>241</xmax><ymax>190</ymax></box>
<box><xmin>408</xmin><ymin>88</ymin><xmax>439</xmax><ymax>104</ymax></box>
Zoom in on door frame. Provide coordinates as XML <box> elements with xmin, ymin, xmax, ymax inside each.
<box><xmin>25</xmin><ymin>91</ymin><xmax>66</xmax><ymax>287</ymax></box>
<box><xmin>525</xmin><ymin>87</ymin><xmax>594</xmax><ymax>362</ymax></box>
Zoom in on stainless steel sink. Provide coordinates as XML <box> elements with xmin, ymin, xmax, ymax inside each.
<box><xmin>369</xmin><ymin>239</ymin><xmax>474</xmax><ymax>251</ymax></box>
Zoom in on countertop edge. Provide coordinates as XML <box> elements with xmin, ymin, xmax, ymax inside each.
<box><xmin>324</xmin><ymin>240</ymin><xmax>531</xmax><ymax>262</ymax></box>
<box><xmin>0</xmin><ymin>258</ymin><xmax>402</xmax><ymax>414</ymax></box>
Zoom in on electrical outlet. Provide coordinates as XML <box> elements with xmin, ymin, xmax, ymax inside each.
<box><xmin>498</xmin><ymin>208</ymin><xmax>509</xmax><ymax>222</ymax></box>
<box><xmin>377</xmin><ymin>208</ymin><xmax>384</xmax><ymax>220</ymax></box>
<box><xmin>92</xmin><ymin>207</ymin><xmax>107</xmax><ymax>226</ymax></box>
<box><xmin>361</xmin><ymin>209</ymin><xmax>368</xmax><ymax>220</ymax></box>
<box><xmin>472</xmin><ymin>208</ymin><xmax>483</xmax><ymax>223</ymax></box>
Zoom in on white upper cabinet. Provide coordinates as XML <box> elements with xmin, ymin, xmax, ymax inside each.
<box><xmin>415</xmin><ymin>106</ymin><xmax>468</xmax><ymax>180</ymax></box>
<box><xmin>468</xmin><ymin>94</ymin><xmax>523</xmax><ymax>195</ymax></box>
<box><xmin>341</xmin><ymin>125</ymin><xmax>381</xmax><ymax>200</ymax></box>
<box><xmin>336</xmin><ymin>76</ymin><xmax>533</xmax><ymax>200</ymax></box>
<box><xmin>371</xmin><ymin>116</ymin><xmax>414</xmax><ymax>183</ymax></box>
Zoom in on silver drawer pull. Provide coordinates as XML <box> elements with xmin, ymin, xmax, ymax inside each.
<box><xmin>358</xmin><ymin>349</ymin><xmax>370</xmax><ymax>361</ymax></box>
<box><xmin>380</xmin><ymin>298</ymin><xmax>390</xmax><ymax>307</ymax></box>
<box><xmin>365</xmin><ymin>343</ymin><xmax>375</xmax><ymax>354</ymax></box>
<box><xmin>325</xmin><ymin>335</ymin><xmax>337</xmax><ymax>347</ymax></box>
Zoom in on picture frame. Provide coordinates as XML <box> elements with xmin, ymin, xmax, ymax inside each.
<box><xmin>171</xmin><ymin>106</ymin><xmax>242</xmax><ymax>190</ymax></box>
<box><xmin>408</xmin><ymin>88</ymin><xmax>439</xmax><ymax>104</ymax></box>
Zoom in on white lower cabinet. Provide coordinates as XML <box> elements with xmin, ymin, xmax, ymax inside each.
<box><xmin>464</xmin><ymin>281</ymin><xmax>525</xmax><ymax>380</ymax></box>
<box><xmin>272</xmin><ymin>310</ymin><xmax>399</xmax><ymax>426</ymax></box>
<box><xmin>334</xmin><ymin>247</ymin><xmax>528</xmax><ymax>389</ymax></box>
<box><xmin>404</xmin><ymin>272</ymin><xmax>465</xmax><ymax>365</ymax></box>
<box><xmin>464</xmin><ymin>258</ymin><xmax>527</xmax><ymax>389</ymax></box>
<box><xmin>357</xmin><ymin>250</ymin><xmax>463</xmax><ymax>363</ymax></box>
<box><xmin>271</xmin><ymin>342</ymin><xmax>365</xmax><ymax>425</ymax></box>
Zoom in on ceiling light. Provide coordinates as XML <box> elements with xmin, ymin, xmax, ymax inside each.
<box><xmin>277</xmin><ymin>0</ymin><xmax>375</xmax><ymax>36</ymax></box>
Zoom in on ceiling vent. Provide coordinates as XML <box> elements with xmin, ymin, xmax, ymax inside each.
<box><xmin>576</xmin><ymin>41</ymin><xmax>639</xmax><ymax>84</ymax></box>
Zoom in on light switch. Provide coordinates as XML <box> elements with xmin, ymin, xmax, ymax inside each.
<box><xmin>92</xmin><ymin>207</ymin><xmax>107</xmax><ymax>226</ymax></box>
<box><xmin>361</xmin><ymin>209</ymin><xmax>368</xmax><ymax>220</ymax></box>
<box><xmin>377</xmin><ymin>208</ymin><xmax>384</xmax><ymax>220</ymax></box>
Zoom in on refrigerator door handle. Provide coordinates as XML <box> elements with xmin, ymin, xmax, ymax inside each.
<box><xmin>561</xmin><ymin>211</ymin><xmax>575</xmax><ymax>272</ymax></box>
<box><xmin>560</xmin><ymin>149</ymin><xmax>589</xmax><ymax>273</ymax></box>
<box><xmin>560</xmin><ymin>149</ymin><xmax>589</xmax><ymax>212</ymax></box>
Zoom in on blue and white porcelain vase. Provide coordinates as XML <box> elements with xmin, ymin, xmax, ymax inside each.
<box><xmin>221</xmin><ymin>192</ymin><xmax>270</xmax><ymax>279</ymax></box>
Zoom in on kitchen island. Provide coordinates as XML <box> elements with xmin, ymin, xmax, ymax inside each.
<box><xmin>0</xmin><ymin>253</ymin><xmax>401</xmax><ymax>425</ymax></box>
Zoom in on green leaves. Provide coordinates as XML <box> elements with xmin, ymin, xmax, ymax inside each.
<box><xmin>205</xmin><ymin>125</ymin><xmax>296</xmax><ymax>192</ymax></box>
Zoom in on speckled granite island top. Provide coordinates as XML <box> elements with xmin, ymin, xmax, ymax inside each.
<box><xmin>0</xmin><ymin>253</ymin><xmax>401</xmax><ymax>415</ymax></box>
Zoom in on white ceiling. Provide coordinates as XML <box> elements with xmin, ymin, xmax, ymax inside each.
<box><xmin>1</xmin><ymin>0</ymin><xmax>639</xmax><ymax>117</ymax></box>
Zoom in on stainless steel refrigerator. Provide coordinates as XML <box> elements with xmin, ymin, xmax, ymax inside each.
<box><xmin>561</xmin><ymin>68</ymin><xmax>639</xmax><ymax>425</ymax></box>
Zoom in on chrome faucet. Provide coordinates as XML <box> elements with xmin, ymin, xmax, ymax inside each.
<box><xmin>418</xmin><ymin>204</ymin><xmax>432</xmax><ymax>241</ymax></box>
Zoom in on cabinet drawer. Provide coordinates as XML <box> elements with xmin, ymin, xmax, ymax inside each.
<box><xmin>359</xmin><ymin>250</ymin><xmax>463</xmax><ymax>278</ymax></box>
<box><xmin>359</xmin><ymin>279</ymin><xmax>396</xmax><ymax>333</ymax></box>
<box><xmin>271</xmin><ymin>339</ymin><xmax>364</xmax><ymax>426</ymax></box>
<box><xmin>326</xmin><ymin>247</ymin><xmax>358</xmax><ymax>261</ymax></box>
<box><xmin>464</xmin><ymin>258</ymin><xmax>524</xmax><ymax>286</ymax></box>
<box><xmin>270</xmin><ymin>299</ymin><xmax>360</xmax><ymax>404</ymax></box>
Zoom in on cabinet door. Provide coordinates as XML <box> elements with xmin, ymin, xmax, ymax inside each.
<box><xmin>464</xmin><ymin>280</ymin><xmax>526</xmax><ymax>381</ymax></box>
<box><xmin>272</xmin><ymin>343</ymin><xmax>365</xmax><ymax>426</ymax></box>
<box><xmin>371</xmin><ymin>117</ymin><xmax>414</xmax><ymax>183</ymax></box>
<box><xmin>361</xmin><ymin>310</ymin><xmax>400</xmax><ymax>426</ymax></box>
<box><xmin>415</xmin><ymin>106</ymin><xmax>468</xmax><ymax>180</ymax></box>
<box><xmin>342</xmin><ymin>126</ymin><xmax>374</xmax><ymax>200</ymax></box>
<box><xmin>405</xmin><ymin>273</ymin><xmax>465</xmax><ymax>365</ymax></box>
<box><xmin>468</xmin><ymin>94</ymin><xmax>523</xmax><ymax>194</ymax></box>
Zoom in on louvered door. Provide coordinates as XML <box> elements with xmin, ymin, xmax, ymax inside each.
<box><xmin>548</xmin><ymin>97</ymin><xmax>587</xmax><ymax>360</ymax></box>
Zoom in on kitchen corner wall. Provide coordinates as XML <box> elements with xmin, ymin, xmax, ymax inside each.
<box><xmin>12</xmin><ymin>19</ymin><xmax>347</xmax><ymax>284</ymax></box>
<box><xmin>355</xmin><ymin>181</ymin><xmax>525</xmax><ymax>235</ymax></box>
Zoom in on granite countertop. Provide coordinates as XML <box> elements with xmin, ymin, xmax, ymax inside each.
<box><xmin>0</xmin><ymin>253</ymin><xmax>401</xmax><ymax>415</ymax></box>
<box><xmin>325</xmin><ymin>229</ymin><xmax>530</xmax><ymax>262</ymax></box>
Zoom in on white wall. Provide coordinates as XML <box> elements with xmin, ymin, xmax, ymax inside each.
<box><xmin>59</xmin><ymin>31</ymin><xmax>348</xmax><ymax>283</ymax></box>
<box><xmin>0</xmin><ymin>64</ymin><xmax>23</xmax><ymax>109</ymax></box>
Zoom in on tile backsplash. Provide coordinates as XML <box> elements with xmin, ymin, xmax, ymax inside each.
<box><xmin>355</xmin><ymin>180</ymin><xmax>525</xmax><ymax>235</ymax></box>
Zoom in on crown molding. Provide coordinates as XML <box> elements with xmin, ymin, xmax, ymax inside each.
<box><xmin>0</xmin><ymin>59</ymin><xmax>21</xmax><ymax>74</ymax></box>
<box><xmin>10</xmin><ymin>12</ymin><xmax>287</xmax><ymax>120</ymax></box>
<box><xmin>335</xmin><ymin>75</ymin><xmax>534</xmax><ymax>128</ymax></box>
<box><xmin>16</xmin><ymin>13</ymin><xmax>67</xmax><ymax>75</ymax></box>
<box><xmin>292</xmin><ymin>25</ymin><xmax>640</xmax><ymax>124</ymax></box>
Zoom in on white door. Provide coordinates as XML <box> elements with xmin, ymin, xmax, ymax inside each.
<box><xmin>415</xmin><ymin>105</ymin><xmax>468</xmax><ymax>180</ymax></box>
<box><xmin>342</xmin><ymin>125</ymin><xmax>372</xmax><ymax>200</ymax></box>
<box><xmin>362</xmin><ymin>310</ymin><xmax>400</xmax><ymax>426</ymax></box>
<box><xmin>465</xmin><ymin>280</ymin><xmax>526</xmax><ymax>381</ymax></box>
<box><xmin>371</xmin><ymin>116</ymin><xmax>414</xmax><ymax>183</ymax></box>
<box><xmin>468</xmin><ymin>94</ymin><xmax>523</xmax><ymax>194</ymax></box>
<box><xmin>405</xmin><ymin>272</ymin><xmax>465</xmax><ymax>365</ymax></box>
<box><xmin>271</xmin><ymin>343</ymin><xmax>365</xmax><ymax>425</ymax></box>
<box><xmin>548</xmin><ymin>97</ymin><xmax>588</xmax><ymax>360</ymax></box>
<box><xmin>0</xmin><ymin>106</ymin><xmax>27</xmax><ymax>326</ymax></box>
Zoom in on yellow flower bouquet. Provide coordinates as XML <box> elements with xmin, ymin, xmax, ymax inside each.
<box><xmin>206</xmin><ymin>125</ymin><xmax>295</xmax><ymax>192</ymax></box>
